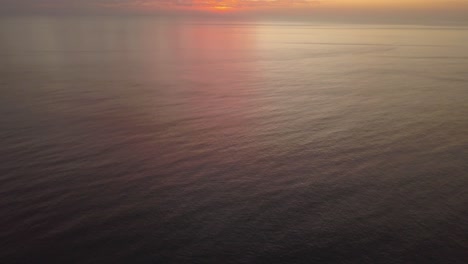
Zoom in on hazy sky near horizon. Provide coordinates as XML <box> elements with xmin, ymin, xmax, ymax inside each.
<box><xmin>1</xmin><ymin>0</ymin><xmax>468</xmax><ymax>23</ymax></box>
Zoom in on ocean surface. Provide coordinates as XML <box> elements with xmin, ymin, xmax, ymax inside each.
<box><xmin>0</xmin><ymin>16</ymin><xmax>467</xmax><ymax>263</ymax></box>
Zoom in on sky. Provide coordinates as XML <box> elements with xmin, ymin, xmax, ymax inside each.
<box><xmin>1</xmin><ymin>0</ymin><xmax>468</xmax><ymax>23</ymax></box>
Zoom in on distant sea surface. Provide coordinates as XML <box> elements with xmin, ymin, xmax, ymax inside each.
<box><xmin>1</xmin><ymin>16</ymin><xmax>467</xmax><ymax>264</ymax></box>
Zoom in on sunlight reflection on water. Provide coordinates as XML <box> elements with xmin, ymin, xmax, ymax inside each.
<box><xmin>0</xmin><ymin>16</ymin><xmax>467</xmax><ymax>263</ymax></box>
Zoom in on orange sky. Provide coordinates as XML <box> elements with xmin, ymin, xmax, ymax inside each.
<box><xmin>326</xmin><ymin>0</ymin><xmax>468</xmax><ymax>10</ymax></box>
<box><xmin>2</xmin><ymin>0</ymin><xmax>468</xmax><ymax>14</ymax></box>
<box><xmin>124</xmin><ymin>0</ymin><xmax>468</xmax><ymax>11</ymax></box>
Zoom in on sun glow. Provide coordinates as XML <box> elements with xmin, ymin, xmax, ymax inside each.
<box><xmin>214</xmin><ymin>6</ymin><xmax>230</xmax><ymax>9</ymax></box>
<box><xmin>213</xmin><ymin>5</ymin><xmax>233</xmax><ymax>11</ymax></box>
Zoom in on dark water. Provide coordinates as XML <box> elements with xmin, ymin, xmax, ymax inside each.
<box><xmin>1</xmin><ymin>16</ymin><xmax>468</xmax><ymax>263</ymax></box>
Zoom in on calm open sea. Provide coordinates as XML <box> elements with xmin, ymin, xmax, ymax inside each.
<box><xmin>0</xmin><ymin>16</ymin><xmax>467</xmax><ymax>263</ymax></box>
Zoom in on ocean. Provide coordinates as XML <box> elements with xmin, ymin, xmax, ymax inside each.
<box><xmin>0</xmin><ymin>16</ymin><xmax>467</xmax><ymax>263</ymax></box>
